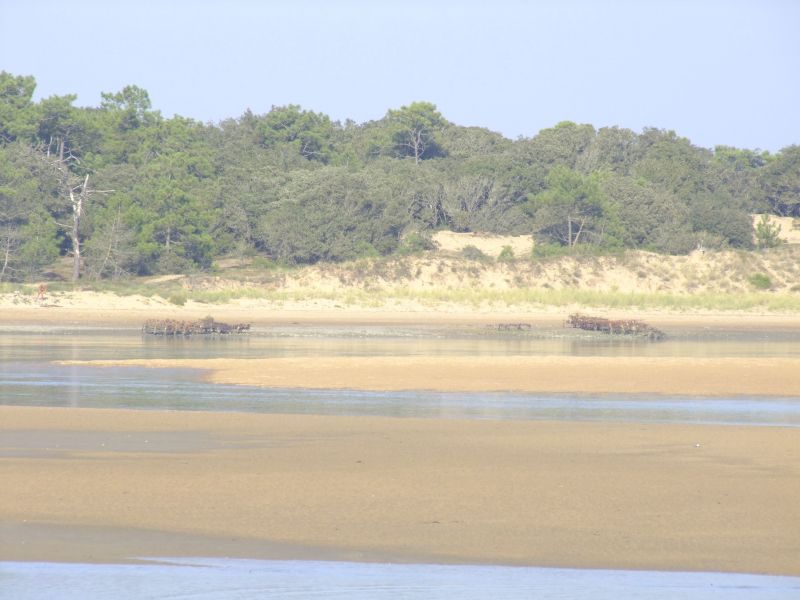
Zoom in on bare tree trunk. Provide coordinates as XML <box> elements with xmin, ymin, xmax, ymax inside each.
<box><xmin>41</xmin><ymin>137</ymin><xmax>112</xmax><ymax>282</ymax></box>
<box><xmin>573</xmin><ymin>218</ymin><xmax>586</xmax><ymax>246</ymax></box>
<box><xmin>406</xmin><ymin>128</ymin><xmax>425</xmax><ymax>165</ymax></box>
<box><xmin>0</xmin><ymin>231</ymin><xmax>12</xmax><ymax>282</ymax></box>
<box><xmin>568</xmin><ymin>217</ymin><xmax>573</xmax><ymax>247</ymax></box>
<box><xmin>69</xmin><ymin>174</ymin><xmax>89</xmax><ymax>282</ymax></box>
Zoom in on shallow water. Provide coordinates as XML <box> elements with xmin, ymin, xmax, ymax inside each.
<box><xmin>2</xmin><ymin>361</ymin><xmax>800</xmax><ymax>426</ymax></box>
<box><xmin>2</xmin><ymin>559</ymin><xmax>800</xmax><ymax>600</ymax></box>
<box><xmin>2</xmin><ymin>326</ymin><xmax>800</xmax><ymax>362</ymax></box>
<box><xmin>1</xmin><ymin>330</ymin><xmax>799</xmax><ymax>426</ymax></box>
<box><xmin>2</xmin><ymin>329</ymin><xmax>799</xmax><ymax>597</ymax></box>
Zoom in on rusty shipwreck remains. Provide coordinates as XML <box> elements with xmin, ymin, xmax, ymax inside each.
<box><xmin>142</xmin><ymin>317</ymin><xmax>250</xmax><ymax>336</ymax></box>
<box><xmin>566</xmin><ymin>313</ymin><xmax>665</xmax><ymax>340</ymax></box>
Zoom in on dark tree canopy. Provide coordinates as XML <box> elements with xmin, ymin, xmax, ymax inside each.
<box><xmin>0</xmin><ymin>70</ymin><xmax>795</xmax><ymax>280</ymax></box>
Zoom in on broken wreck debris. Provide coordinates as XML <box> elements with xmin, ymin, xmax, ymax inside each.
<box><xmin>566</xmin><ymin>313</ymin><xmax>665</xmax><ymax>340</ymax></box>
<box><xmin>142</xmin><ymin>317</ymin><xmax>250</xmax><ymax>336</ymax></box>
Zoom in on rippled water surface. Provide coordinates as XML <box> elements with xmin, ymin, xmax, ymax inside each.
<box><xmin>2</xmin><ymin>559</ymin><xmax>800</xmax><ymax>600</ymax></box>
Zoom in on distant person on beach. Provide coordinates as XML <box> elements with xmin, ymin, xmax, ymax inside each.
<box><xmin>36</xmin><ymin>283</ymin><xmax>47</xmax><ymax>302</ymax></box>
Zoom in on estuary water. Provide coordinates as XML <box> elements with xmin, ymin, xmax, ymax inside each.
<box><xmin>2</xmin><ymin>327</ymin><xmax>799</xmax><ymax>599</ymax></box>
<box><xmin>2</xmin><ymin>558</ymin><xmax>800</xmax><ymax>600</ymax></box>
<box><xmin>1</xmin><ymin>328</ymin><xmax>800</xmax><ymax>426</ymax></box>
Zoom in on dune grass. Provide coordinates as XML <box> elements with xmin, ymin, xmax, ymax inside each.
<box><xmin>4</xmin><ymin>277</ymin><xmax>800</xmax><ymax>313</ymax></box>
<box><xmin>3</xmin><ymin>247</ymin><xmax>800</xmax><ymax>313</ymax></box>
<box><xmin>374</xmin><ymin>286</ymin><xmax>800</xmax><ymax>312</ymax></box>
<box><xmin>155</xmin><ymin>285</ymin><xmax>800</xmax><ymax>313</ymax></box>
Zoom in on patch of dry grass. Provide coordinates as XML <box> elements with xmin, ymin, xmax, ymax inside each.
<box><xmin>18</xmin><ymin>246</ymin><xmax>798</xmax><ymax>313</ymax></box>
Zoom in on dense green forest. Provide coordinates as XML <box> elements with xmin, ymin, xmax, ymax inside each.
<box><xmin>0</xmin><ymin>71</ymin><xmax>798</xmax><ymax>282</ymax></box>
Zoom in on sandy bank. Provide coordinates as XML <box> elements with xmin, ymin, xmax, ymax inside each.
<box><xmin>65</xmin><ymin>355</ymin><xmax>800</xmax><ymax>396</ymax></box>
<box><xmin>1</xmin><ymin>406</ymin><xmax>798</xmax><ymax>574</ymax></box>
<box><xmin>3</xmin><ymin>290</ymin><xmax>800</xmax><ymax>332</ymax></box>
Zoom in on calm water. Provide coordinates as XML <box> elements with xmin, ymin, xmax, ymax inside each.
<box><xmin>2</xmin><ymin>559</ymin><xmax>800</xmax><ymax>600</ymax></box>
<box><xmin>1</xmin><ymin>330</ymin><xmax>799</xmax><ymax>426</ymax></box>
<box><xmin>2</xmin><ymin>328</ymin><xmax>799</xmax><ymax>598</ymax></box>
<box><xmin>2</xmin><ymin>361</ymin><xmax>800</xmax><ymax>426</ymax></box>
<box><xmin>2</xmin><ymin>325</ymin><xmax>800</xmax><ymax>362</ymax></box>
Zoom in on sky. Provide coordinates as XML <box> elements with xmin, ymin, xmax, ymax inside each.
<box><xmin>1</xmin><ymin>0</ymin><xmax>798</xmax><ymax>152</ymax></box>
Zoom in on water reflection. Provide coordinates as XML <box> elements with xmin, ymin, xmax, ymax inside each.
<box><xmin>1</xmin><ymin>331</ymin><xmax>799</xmax><ymax>427</ymax></box>
<box><xmin>1</xmin><ymin>328</ymin><xmax>800</xmax><ymax>364</ymax></box>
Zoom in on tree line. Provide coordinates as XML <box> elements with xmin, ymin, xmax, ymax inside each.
<box><xmin>1</xmin><ymin>71</ymin><xmax>798</xmax><ymax>281</ymax></box>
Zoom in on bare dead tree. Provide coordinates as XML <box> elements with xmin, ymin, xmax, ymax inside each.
<box><xmin>40</xmin><ymin>138</ymin><xmax>113</xmax><ymax>281</ymax></box>
<box><xmin>0</xmin><ymin>225</ymin><xmax>19</xmax><ymax>282</ymax></box>
<box><xmin>68</xmin><ymin>174</ymin><xmax>89</xmax><ymax>281</ymax></box>
<box><xmin>402</xmin><ymin>127</ymin><xmax>427</xmax><ymax>165</ymax></box>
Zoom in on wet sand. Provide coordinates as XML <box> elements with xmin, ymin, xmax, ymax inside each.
<box><xmin>1</xmin><ymin>406</ymin><xmax>798</xmax><ymax>575</ymax></box>
<box><xmin>65</xmin><ymin>355</ymin><xmax>800</xmax><ymax>396</ymax></box>
<box><xmin>4</xmin><ymin>304</ymin><xmax>800</xmax><ymax>574</ymax></box>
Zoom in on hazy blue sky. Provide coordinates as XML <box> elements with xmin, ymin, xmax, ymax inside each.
<box><xmin>2</xmin><ymin>0</ymin><xmax>798</xmax><ymax>151</ymax></box>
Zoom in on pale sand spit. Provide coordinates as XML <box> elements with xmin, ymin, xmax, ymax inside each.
<box><xmin>64</xmin><ymin>355</ymin><xmax>800</xmax><ymax>396</ymax></box>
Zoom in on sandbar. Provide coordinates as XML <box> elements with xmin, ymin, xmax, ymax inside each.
<box><xmin>64</xmin><ymin>355</ymin><xmax>800</xmax><ymax>396</ymax></box>
<box><xmin>4</xmin><ymin>301</ymin><xmax>800</xmax><ymax>574</ymax></box>
<box><xmin>1</xmin><ymin>406</ymin><xmax>798</xmax><ymax>575</ymax></box>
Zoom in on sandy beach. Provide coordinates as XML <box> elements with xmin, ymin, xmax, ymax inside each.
<box><xmin>2</xmin><ymin>296</ymin><xmax>800</xmax><ymax>575</ymax></box>
<box><xmin>1</xmin><ymin>406</ymin><xmax>798</xmax><ymax>575</ymax></box>
<box><xmin>3</xmin><ymin>290</ymin><xmax>800</xmax><ymax>331</ymax></box>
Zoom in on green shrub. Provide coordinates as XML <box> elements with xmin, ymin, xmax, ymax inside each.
<box><xmin>396</xmin><ymin>232</ymin><xmax>435</xmax><ymax>256</ymax></box>
<box><xmin>167</xmin><ymin>292</ymin><xmax>188</xmax><ymax>306</ymax></box>
<box><xmin>748</xmin><ymin>273</ymin><xmax>772</xmax><ymax>290</ymax></box>
<box><xmin>531</xmin><ymin>243</ymin><xmax>569</xmax><ymax>259</ymax></box>
<box><xmin>353</xmin><ymin>240</ymin><xmax>379</xmax><ymax>258</ymax></box>
<box><xmin>497</xmin><ymin>245</ymin><xmax>515</xmax><ymax>263</ymax></box>
<box><xmin>252</xmin><ymin>256</ymin><xmax>281</xmax><ymax>270</ymax></box>
<box><xmin>459</xmin><ymin>245</ymin><xmax>491</xmax><ymax>262</ymax></box>
<box><xmin>754</xmin><ymin>214</ymin><xmax>783</xmax><ymax>249</ymax></box>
